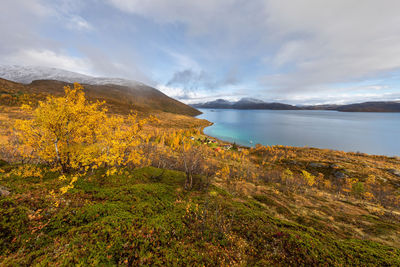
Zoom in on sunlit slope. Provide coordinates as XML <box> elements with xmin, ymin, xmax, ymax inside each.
<box><xmin>0</xmin><ymin>78</ymin><xmax>201</xmax><ymax>116</ymax></box>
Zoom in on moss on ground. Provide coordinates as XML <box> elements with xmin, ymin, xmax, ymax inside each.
<box><xmin>0</xmin><ymin>166</ymin><xmax>399</xmax><ymax>266</ymax></box>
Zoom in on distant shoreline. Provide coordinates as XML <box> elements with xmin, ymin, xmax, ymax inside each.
<box><xmin>192</xmin><ymin>100</ymin><xmax>400</xmax><ymax>113</ymax></box>
<box><xmin>195</xmin><ymin>107</ymin><xmax>400</xmax><ymax>113</ymax></box>
<box><xmin>196</xmin><ymin>110</ymin><xmax>400</xmax><ymax>157</ymax></box>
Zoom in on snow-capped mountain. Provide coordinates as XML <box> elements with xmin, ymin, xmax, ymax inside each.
<box><xmin>236</xmin><ymin>97</ymin><xmax>265</xmax><ymax>104</ymax></box>
<box><xmin>0</xmin><ymin>65</ymin><xmax>201</xmax><ymax>116</ymax></box>
<box><xmin>0</xmin><ymin>65</ymin><xmax>142</xmax><ymax>86</ymax></box>
<box><xmin>191</xmin><ymin>99</ymin><xmax>233</xmax><ymax>109</ymax></box>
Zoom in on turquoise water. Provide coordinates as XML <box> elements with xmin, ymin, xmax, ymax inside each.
<box><xmin>197</xmin><ymin>109</ymin><xmax>400</xmax><ymax>156</ymax></box>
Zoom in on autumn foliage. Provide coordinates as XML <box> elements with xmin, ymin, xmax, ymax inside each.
<box><xmin>14</xmin><ymin>83</ymin><xmax>151</xmax><ymax>174</ymax></box>
<box><xmin>7</xmin><ymin>83</ymin><xmax>400</xmax><ymax>209</ymax></box>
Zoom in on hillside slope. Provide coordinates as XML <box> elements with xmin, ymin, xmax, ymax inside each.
<box><xmin>0</xmin><ymin>78</ymin><xmax>200</xmax><ymax>116</ymax></box>
<box><xmin>1</xmin><ymin>165</ymin><xmax>399</xmax><ymax>266</ymax></box>
<box><xmin>337</xmin><ymin>101</ymin><xmax>400</xmax><ymax>112</ymax></box>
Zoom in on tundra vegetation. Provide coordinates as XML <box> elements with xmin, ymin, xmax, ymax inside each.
<box><xmin>0</xmin><ymin>83</ymin><xmax>400</xmax><ymax>265</ymax></box>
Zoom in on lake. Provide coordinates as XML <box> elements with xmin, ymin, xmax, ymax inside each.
<box><xmin>197</xmin><ymin>109</ymin><xmax>400</xmax><ymax>157</ymax></box>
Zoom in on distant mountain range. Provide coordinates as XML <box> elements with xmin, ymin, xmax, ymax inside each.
<box><xmin>192</xmin><ymin>98</ymin><xmax>300</xmax><ymax>110</ymax></box>
<box><xmin>192</xmin><ymin>98</ymin><xmax>400</xmax><ymax>112</ymax></box>
<box><xmin>0</xmin><ymin>65</ymin><xmax>200</xmax><ymax>116</ymax></box>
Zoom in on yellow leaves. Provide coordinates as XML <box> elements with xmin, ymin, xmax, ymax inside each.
<box><xmin>14</xmin><ymin>82</ymin><xmax>151</xmax><ymax>174</ymax></box>
<box><xmin>363</xmin><ymin>191</ymin><xmax>374</xmax><ymax>201</ymax></box>
<box><xmin>148</xmin><ymin>115</ymin><xmax>160</xmax><ymax>124</ymax></box>
<box><xmin>59</xmin><ymin>175</ymin><xmax>78</xmax><ymax>195</ymax></box>
<box><xmin>368</xmin><ymin>204</ymin><xmax>386</xmax><ymax>216</ymax></box>
<box><xmin>240</xmin><ymin>149</ymin><xmax>249</xmax><ymax>157</ymax></box>
<box><xmin>171</xmin><ymin>134</ymin><xmax>181</xmax><ymax>150</ymax></box>
<box><xmin>366</xmin><ymin>174</ymin><xmax>376</xmax><ymax>185</ymax></box>
<box><xmin>7</xmin><ymin>165</ymin><xmax>43</xmax><ymax>178</ymax></box>
<box><xmin>272</xmin><ymin>188</ymin><xmax>280</xmax><ymax>195</ymax></box>
<box><xmin>106</xmin><ymin>168</ymin><xmax>118</xmax><ymax>177</ymax></box>
<box><xmin>59</xmin><ymin>186</ymin><xmax>70</xmax><ymax>195</ymax></box>
<box><xmin>301</xmin><ymin>170</ymin><xmax>315</xmax><ymax>187</ymax></box>
<box><xmin>49</xmin><ymin>190</ymin><xmax>60</xmax><ymax>207</ymax></box>
<box><xmin>183</xmin><ymin>143</ymin><xmax>191</xmax><ymax>152</ymax></box>
<box><xmin>342</xmin><ymin>178</ymin><xmax>357</xmax><ymax>193</ymax></box>
<box><xmin>282</xmin><ymin>168</ymin><xmax>293</xmax><ymax>182</ymax></box>
<box><xmin>216</xmin><ymin>165</ymin><xmax>230</xmax><ymax>179</ymax></box>
<box><xmin>20</xmin><ymin>104</ymin><xmax>32</xmax><ymax>111</ymax></box>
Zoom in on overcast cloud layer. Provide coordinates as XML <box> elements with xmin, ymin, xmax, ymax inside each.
<box><xmin>1</xmin><ymin>0</ymin><xmax>400</xmax><ymax>104</ymax></box>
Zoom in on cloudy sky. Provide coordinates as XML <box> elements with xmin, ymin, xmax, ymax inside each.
<box><xmin>2</xmin><ymin>0</ymin><xmax>400</xmax><ymax>104</ymax></box>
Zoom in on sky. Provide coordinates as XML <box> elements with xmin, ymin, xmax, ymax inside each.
<box><xmin>1</xmin><ymin>0</ymin><xmax>400</xmax><ymax>105</ymax></box>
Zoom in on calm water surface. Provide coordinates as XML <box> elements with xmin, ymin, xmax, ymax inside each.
<box><xmin>197</xmin><ymin>109</ymin><xmax>400</xmax><ymax>156</ymax></box>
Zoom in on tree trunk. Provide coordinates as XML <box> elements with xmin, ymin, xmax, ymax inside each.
<box><xmin>185</xmin><ymin>172</ymin><xmax>193</xmax><ymax>190</ymax></box>
<box><xmin>54</xmin><ymin>138</ymin><xmax>66</xmax><ymax>173</ymax></box>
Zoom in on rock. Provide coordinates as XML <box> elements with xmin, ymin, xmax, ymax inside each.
<box><xmin>377</xmin><ymin>177</ymin><xmax>387</xmax><ymax>183</ymax></box>
<box><xmin>0</xmin><ymin>186</ymin><xmax>10</xmax><ymax>197</ymax></box>
<box><xmin>334</xmin><ymin>171</ymin><xmax>348</xmax><ymax>179</ymax></box>
<box><xmin>309</xmin><ymin>162</ymin><xmax>326</xmax><ymax>168</ymax></box>
<box><xmin>388</xmin><ymin>169</ymin><xmax>400</xmax><ymax>177</ymax></box>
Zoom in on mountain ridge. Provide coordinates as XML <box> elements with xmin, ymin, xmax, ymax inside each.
<box><xmin>0</xmin><ymin>65</ymin><xmax>201</xmax><ymax>116</ymax></box>
<box><xmin>192</xmin><ymin>98</ymin><xmax>400</xmax><ymax>112</ymax></box>
<box><xmin>0</xmin><ymin>65</ymin><xmax>144</xmax><ymax>87</ymax></box>
<box><xmin>192</xmin><ymin>98</ymin><xmax>300</xmax><ymax>110</ymax></box>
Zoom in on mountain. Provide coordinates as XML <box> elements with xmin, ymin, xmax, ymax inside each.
<box><xmin>300</xmin><ymin>104</ymin><xmax>340</xmax><ymax>110</ymax></box>
<box><xmin>0</xmin><ymin>65</ymin><xmax>143</xmax><ymax>87</ymax></box>
<box><xmin>192</xmin><ymin>98</ymin><xmax>299</xmax><ymax>110</ymax></box>
<box><xmin>0</xmin><ymin>65</ymin><xmax>201</xmax><ymax>116</ymax></box>
<box><xmin>336</xmin><ymin>101</ymin><xmax>400</xmax><ymax>112</ymax></box>
<box><xmin>192</xmin><ymin>99</ymin><xmax>233</xmax><ymax>109</ymax></box>
<box><xmin>235</xmin><ymin>97</ymin><xmax>264</xmax><ymax>104</ymax></box>
<box><xmin>193</xmin><ymin>98</ymin><xmax>400</xmax><ymax>112</ymax></box>
<box><xmin>232</xmin><ymin>98</ymin><xmax>300</xmax><ymax>110</ymax></box>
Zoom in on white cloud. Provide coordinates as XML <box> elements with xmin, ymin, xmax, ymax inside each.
<box><xmin>67</xmin><ymin>15</ymin><xmax>93</xmax><ymax>31</ymax></box>
<box><xmin>5</xmin><ymin>49</ymin><xmax>94</xmax><ymax>76</ymax></box>
<box><xmin>166</xmin><ymin>51</ymin><xmax>201</xmax><ymax>71</ymax></box>
<box><xmin>270</xmin><ymin>84</ymin><xmax>400</xmax><ymax>105</ymax></box>
<box><xmin>107</xmin><ymin>0</ymin><xmax>400</xmax><ymax>99</ymax></box>
<box><xmin>106</xmin><ymin>0</ymin><xmax>268</xmax><ymax>43</ymax></box>
<box><xmin>262</xmin><ymin>0</ymin><xmax>400</xmax><ymax>92</ymax></box>
<box><xmin>0</xmin><ymin>0</ymin><xmax>148</xmax><ymax>83</ymax></box>
<box><xmin>2</xmin><ymin>0</ymin><xmax>400</xmax><ymax>103</ymax></box>
<box><xmin>157</xmin><ymin>84</ymin><xmax>244</xmax><ymax>104</ymax></box>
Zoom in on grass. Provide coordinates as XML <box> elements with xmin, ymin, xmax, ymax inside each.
<box><xmin>1</xmin><ymin>164</ymin><xmax>400</xmax><ymax>266</ymax></box>
<box><xmin>1</xmin><ymin>79</ymin><xmax>400</xmax><ymax>265</ymax></box>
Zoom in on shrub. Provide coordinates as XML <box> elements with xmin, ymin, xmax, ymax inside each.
<box><xmin>14</xmin><ymin>83</ymin><xmax>152</xmax><ymax>174</ymax></box>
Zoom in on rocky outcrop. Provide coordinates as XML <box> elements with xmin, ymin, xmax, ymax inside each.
<box><xmin>334</xmin><ymin>171</ymin><xmax>348</xmax><ymax>179</ymax></box>
<box><xmin>388</xmin><ymin>169</ymin><xmax>400</xmax><ymax>177</ymax></box>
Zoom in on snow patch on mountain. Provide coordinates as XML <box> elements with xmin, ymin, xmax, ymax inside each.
<box><xmin>237</xmin><ymin>98</ymin><xmax>265</xmax><ymax>104</ymax></box>
<box><xmin>0</xmin><ymin>65</ymin><xmax>142</xmax><ymax>86</ymax></box>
